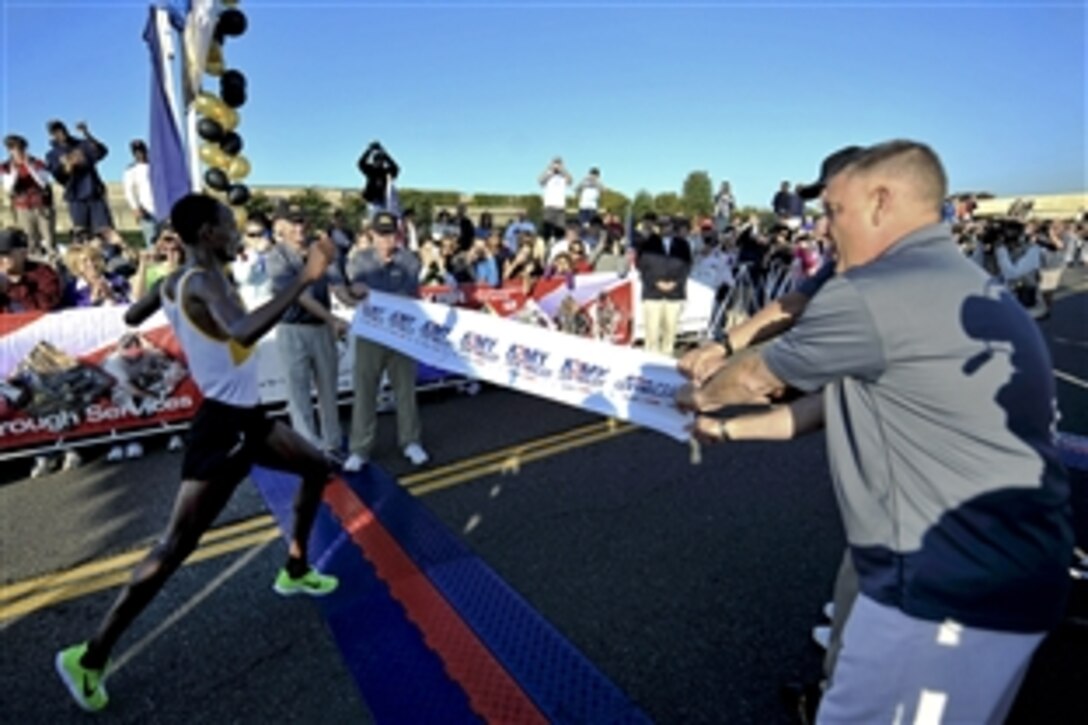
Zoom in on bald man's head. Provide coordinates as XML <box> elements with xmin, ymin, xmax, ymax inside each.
<box><xmin>844</xmin><ymin>140</ymin><xmax>948</xmax><ymax>215</ymax></box>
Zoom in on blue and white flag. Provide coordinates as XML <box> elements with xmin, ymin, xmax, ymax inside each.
<box><xmin>144</xmin><ymin>6</ymin><xmax>192</xmax><ymax>221</ymax></box>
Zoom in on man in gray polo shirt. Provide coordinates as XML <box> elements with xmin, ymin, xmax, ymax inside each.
<box><xmin>679</xmin><ymin>140</ymin><xmax>1072</xmax><ymax>723</ymax></box>
<box><xmin>266</xmin><ymin>211</ymin><xmax>345</xmax><ymax>454</ymax></box>
<box><xmin>336</xmin><ymin>211</ymin><xmax>428</xmax><ymax>470</ymax></box>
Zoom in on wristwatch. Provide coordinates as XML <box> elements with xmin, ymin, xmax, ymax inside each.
<box><xmin>718</xmin><ymin>331</ymin><xmax>734</xmax><ymax>357</ymax></box>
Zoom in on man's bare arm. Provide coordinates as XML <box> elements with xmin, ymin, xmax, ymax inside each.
<box><xmin>193</xmin><ymin>238</ymin><xmax>336</xmax><ymax>347</ymax></box>
<box><xmin>678</xmin><ymin>291</ymin><xmax>812</xmax><ymax>385</ymax></box>
<box><xmin>731</xmin><ymin>291</ymin><xmax>810</xmax><ymax>349</ymax></box>
<box><xmin>123</xmin><ymin>278</ymin><xmax>164</xmax><ymax>327</ymax></box>
<box><xmin>298</xmin><ymin>291</ymin><xmax>339</xmax><ymax>325</ymax></box>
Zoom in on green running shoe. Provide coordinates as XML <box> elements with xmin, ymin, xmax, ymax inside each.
<box><xmin>273</xmin><ymin>567</ymin><xmax>339</xmax><ymax>597</ymax></box>
<box><xmin>54</xmin><ymin>643</ymin><xmax>108</xmax><ymax>712</ymax></box>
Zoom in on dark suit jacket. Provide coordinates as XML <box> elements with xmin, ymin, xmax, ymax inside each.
<box><xmin>636</xmin><ymin>234</ymin><xmax>692</xmax><ymax>301</ymax></box>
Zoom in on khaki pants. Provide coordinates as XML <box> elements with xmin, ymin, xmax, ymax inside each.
<box><xmin>276</xmin><ymin>323</ymin><xmax>342</xmax><ymax>450</ymax></box>
<box><xmin>350</xmin><ymin>337</ymin><xmax>421</xmax><ymax>456</ymax></box>
<box><xmin>14</xmin><ymin>206</ymin><xmax>55</xmax><ymax>255</ymax></box>
<box><xmin>642</xmin><ymin>299</ymin><xmax>683</xmax><ymax>355</ymax></box>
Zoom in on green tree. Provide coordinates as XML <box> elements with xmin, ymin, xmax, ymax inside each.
<box><xmin>734</xmin><ymin>205</ymin><xmax>777</xmax><ymax>230</ymax></box>
<box><xmin>522</xmin><ymin>195</ymin><xmax>543</xmax><ymax>226</ymax></box>
<box><xmin>631</xmin><ymin>189</ymin><xmax>654</xmax><ymax>219</ymax></box>
<box><xmin>244</xmin><ymin>190</ymin><xmax>275</xmax><ymax>220</ymax></box>
<box><xmin>653</xmin><ymin>192</ymin><xmax>682</xmax><ymax>216</ymax></box>
<box><xmin>600</xmin><ymin>188</ymin><xmax>631</xmax><ymax>216</ymax></box>
<box><xmin>681</xmin><ymin>171</ymin><xmax>713</xmax><ymax>218</ymax></box>
<box><xmin>338</xmin><ymin>192</ymin><xmax>368</xmax><ymax>232</ymax></box>
<box><xmin>287</xmin><ymin>187</ymin><xmax>333</xmax><ymax>228</ymax></box>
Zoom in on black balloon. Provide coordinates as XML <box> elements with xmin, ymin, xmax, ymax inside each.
<box><xmin>219</xmin><ymin>132</ymin><xmax>243</xmax><ymax>156</ymax></box>
<box><xmin>227</xmin><ymin>184</ymin><xmax>251</xmax><ymax>206</ymax></box>
<box><xmin>197</xmin><ymin>117</ymin><xmax>224</xmax><ymax>142</ymax></box>
<box><xmin>216</xmin><ymin>9</ymin><xmax>247</xmax><ymax>39</ymax></box>
<box><xmin>204</xmin><ymin>167</ymin><xmax>230</xmax><ymax>191</ymax></box>
<box><xmin>221</xmin><ymin>86</ymin><xmax>247</xmax><ymax>109</ymax></box>
<box><xmin>221</xmin><ymin>69</ymin><xmax>247</xmax><ymax>90</ymax></box>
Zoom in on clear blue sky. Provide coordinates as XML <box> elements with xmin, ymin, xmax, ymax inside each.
<box><xmin>2</xmin><ymin>0</ymin><xmax>1084</xmax><ymax>206</ymax></box>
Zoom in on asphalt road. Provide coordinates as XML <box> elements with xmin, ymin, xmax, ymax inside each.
<box><xmin>2</xmin><ymin>271</ymin><xmax>1086</xmax><ymax>724</ymax></box>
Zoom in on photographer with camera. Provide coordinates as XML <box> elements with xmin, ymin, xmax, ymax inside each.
<box><xmin>2</xmin><ymin>134</ymin><xmax>55</xmax><ymax>257</ymax></box>
<box><xmin>357</xmin><ymin>140</ymin><xmax>400</xmax><ymax>217</ymax></box>
<box><xmin>985</xmin><ymin>219</ymin><xmax>1064</xmax><ymax>319</ymax></box>
<box><xmin>44</xmin><ymin>120</ymin><xmax>114</xmax><ymax>240</ymax></box>
<box><xmin>539</xmin><ymin>156</ymin><xmax>573</xmax><ymax>244</ymax></box>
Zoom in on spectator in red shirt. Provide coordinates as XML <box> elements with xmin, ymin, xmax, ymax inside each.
<box><xmin>1</xmin><ymin>135</ymin><xmax>55</xmax><ymax>257</ymax></box>
<box><xmin>0</xmin><ymin>228</ymin><xmax>63</xmax><ymax>312</ymax></box>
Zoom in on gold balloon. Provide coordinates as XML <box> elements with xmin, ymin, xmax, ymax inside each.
<box><xmin>216</xmin><ymin>106</ymin><xmax>239</xmax><ymax>131</ymax></box>
<box><xmin>206</xmin><ymin>57</ymin><xmax>225</xmax><ymax>77</ymax></box>
<box><xmin>222</xmin><ymin>0</ymin><xmax>241</xmax><ymax>6</ymax></box>
<box><xmin>227</xmin><ymin>155</ymin><xmax>251</xmax><ymax>181</ymax></box>
<box><xmin>199</xmin><ymin>143</ymin><xmax>229</xmax><ymax>169</ymax></box>
<box><xmin>207</xmin><ymin>41</ymin><xmax>224</xmax><ymax>65</ymax></box>
<box><xmin>193</xmin><ymin>91</ymin><xmax>226</xmax><ymax>118</ymax></box>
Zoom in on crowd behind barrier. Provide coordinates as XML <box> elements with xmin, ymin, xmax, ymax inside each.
<box><xmin>2</xmin><ymin>201</ymin><xmax>1086</xmax><ymax>464</ymax></box>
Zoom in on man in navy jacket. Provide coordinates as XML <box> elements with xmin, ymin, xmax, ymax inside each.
<box><xmin>637</xmin><ymin>217</ymin><xmax>692</xmax><ymax>355</ymax></box>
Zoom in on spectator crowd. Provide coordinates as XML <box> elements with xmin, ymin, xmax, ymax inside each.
<box><xmin>3</xmin><ymin>132</ymin><xmax>1087</xmax><ymax>480</ymax></box>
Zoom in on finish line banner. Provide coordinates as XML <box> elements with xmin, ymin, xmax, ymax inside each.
<box><xmin>351</xmin><ymin>291</ymin><xmax>694</xmax><ymax>442</ymax></box>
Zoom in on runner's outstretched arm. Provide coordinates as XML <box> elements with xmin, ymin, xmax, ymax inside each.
<box><xmin>123</xmin><ymin>278</ymin><xmax>164</xmax><ymax>326</ymax></box>
<box><xmin>191</xmin><ymin>237</ymin><xmax>336</xmax><ymax>348</ymax></box>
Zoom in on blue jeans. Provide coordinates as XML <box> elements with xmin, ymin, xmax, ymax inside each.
<box><xmin>139</xmin><ymin>217</ymin><xmax>159</xmax><ymax>247</ymax></box>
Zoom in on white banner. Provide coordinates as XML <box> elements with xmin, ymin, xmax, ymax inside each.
<box><xmin>351</xmin><ymin>291</ymin><xmax>693</xmax><ymax>442</ymax></box>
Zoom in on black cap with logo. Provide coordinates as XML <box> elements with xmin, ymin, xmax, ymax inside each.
<box><xmin>798</xmin><ymin>145</ymin><xmax>868</xmax><ymax>200</ymax></box>
<box><xmin>372</xmin><ymin>211</ymin><xmax>399</xmax><ymax>234</ymax></box>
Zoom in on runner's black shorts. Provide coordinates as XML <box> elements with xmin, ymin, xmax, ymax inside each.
<box><xmin>181</xmin><ymin>398</ymin><xmax>276</xmax><ymax>483</ymax></box>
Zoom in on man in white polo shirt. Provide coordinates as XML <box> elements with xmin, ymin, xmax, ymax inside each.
<box><xmin>539</xmin><ymin>156</ymin><xmax>572</xmax><ymax>244</ymax></box>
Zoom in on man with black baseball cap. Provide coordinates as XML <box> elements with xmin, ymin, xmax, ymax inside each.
<box><xmin>333</xmin><ymin>210</ymin><xmax>430</xmax><ymax>470</ymax></box>
<box><xmin>680</xmin><ymin>147</ymin><xmax>868</xmax><ymax>716</ymax></box>
<box><xmin>797</xmin><ymin>146</ymin><xmax>867</xmax><ymax>202</ymax></box>
<box><xmin>0</xmin><ymin>227</ymin><xmax>63</xmax><ymax>312</ymax></box>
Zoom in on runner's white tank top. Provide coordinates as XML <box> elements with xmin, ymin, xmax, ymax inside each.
<box><xmin>161</xmin><ymin>267</ymin><xmax>260</xmax><ymax>407</ymax></box>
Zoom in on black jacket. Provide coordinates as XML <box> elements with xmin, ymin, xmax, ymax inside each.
<box><xmin>357</xmin><ymin>146</ymin><xmax>400</xmax><ymax>205</ymax></box>
<box><xmin>636</xmin><ymin>234</ymin><xmax>692</xmax><ymax>301</ymax></box>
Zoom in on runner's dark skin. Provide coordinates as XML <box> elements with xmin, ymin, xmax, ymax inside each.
<box><xmin>80</xmin><ymin>200</ymin><xmax>340</xmax><ymax>670</ymax></box>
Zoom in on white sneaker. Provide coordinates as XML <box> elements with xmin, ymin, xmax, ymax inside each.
<box><xmin>812</xmin><ymin>625</ymin><xmax>831</xmax><ymax>650</ymax></box>
<box><xmin>125</xmin><ymin>442</ymin><xmax>144</xmax><ymax>459</ymax></box>
<box><xmin>167</xmin><ymin>434</ymin><xmax>184</xmax><ymax>452</ymax></box>
<box><xmin>106</xmin><ymin>445</ymin><xmax>125</xmax><ymax>462</ymax></box>
<box><xmin>403</xmin><ymin>443</ymin><xmax>429</xmax><ymax>466</ymax></box>
<box><xmin>61</xmin><ymin>450</ymin><xmax>82</xmax><ymax>471</ymax></box>
<box><xmin>822</xmin><ymin>602</ymin><xmax>835</xmax><ymax>621</ymax></box>
<box><xmin>30</xmin><ymin>455</ymin><xmax>54</xmax><ymax>479</ymax></box>
<box><xmin>342</xmin><ymin>453</ymin><xmax>368</xmax><ymax>472</ymax></box>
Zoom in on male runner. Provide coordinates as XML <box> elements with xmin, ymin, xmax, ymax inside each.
<box><xmin>55</xmin><ymin>194</ymin><xmax>345</xmax><ymax>712</ymax></box>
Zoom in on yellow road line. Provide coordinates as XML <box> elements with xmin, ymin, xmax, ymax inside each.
<box><xmin>0</xmin><ymin>514</ymin><xmax>276</xmax><ymax>604</ymax></box>
<box><xmin>401</xmin><ymin>420</ymin><xmax>619</xmax><ymax>486</ymax></box>
<box><xmin>0</xmin><ymin>420</ymin><xmax>636</xmax><ymax>620</ymax></box>
<box><xmin>410</xmin><ymin>425</ymin><xmax>633</xmax><ymax>496</ymax></box>
<box><xmin>0</xmin><ymin>528</ymin><xmax>280</xmax><ymax>621</ymax></box>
